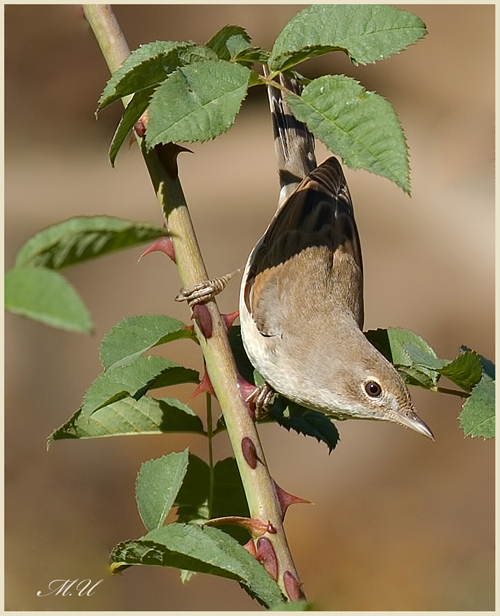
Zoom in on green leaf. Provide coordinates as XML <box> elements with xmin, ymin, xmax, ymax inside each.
<box><xmin>398</xmin><ymin>341</ymin><xmax>449</xmax><ymax>388</ymax></box>
<box><xmin>459</xmin><ymin>375</ymin><xmax>495</xmax><ymax>439</ymax></box>
<box><xmin>174</xmin><ymin>455</ymin><xmax>250</xmax><ymax>542</ymax></box>
<box><xmin>270</xmin><ymin>599</ymin><xmax>313</xmax><ymax>611</ymax></box>
<box><xmin>14</xmin><ymin>216</ymin><xmax>167</xmax><ymax>270</ymax></box>
<box><xmin>136</xmin><ymin>450</ymin><xmax>190</xmax><ymax>532</ymax></box>
<box><xmin>110</xmin><ymin>524</ymin><xmax>284</xmax><ymax>607</ymax></box>
<box><xmin>400</xmin><ymin>342</ymin><xmax>447</xmax><ymax>372</ymax></box>
<box><xmin>476</xmin><ymin>350</ymin><xmax>495</xmax><ymax>380</ymax></box>
<box><xmin>400</xmin><ymin>342</ymin><xmax>484</xmax><ymax>394</ymax></box>
<box><xmin>98</xmin><ymin>41</ymin><xmax>193</xmax><ymax>110</ymax></box>
<box><xmin>211</xmin><ymin>458</ymin><xmax>251</xmax><ymax>543</ymax></box>
<box><xmin>439</xmin><ymin>349</ymin><xmax>483</xmax><ymax>392</ymax></box>
<box><xmin>367</xmin><ymin>330</ymin><xmax>494</xmax><ymax>406</ymax></box>
<box><xmin>234</xmin><ymin>47</ymin><xmax>269</xmax><ymax>67</ymax></box>
<box><xmin>286</xmin><ymin>75</ymin><xmax>410</xmax><ymax>192</ymax></box>
<box><xmin>212</xmin><ymin>458</ymin><xmax>249</xmax><ymax>519</ymax></box>
<box><xmin>269</xmin><ymin>4</ymin><xmax>426</xmax><ymax>71</ymax></box>
<box><xmin>100</xmin><ymin>315</ymin><xmax>196</xmax><ymax>371</ymax></box>
<box><xmin>81</xmin><ymin>356</ymin><xmax>199</xmax><ymax>419</ymax></box>
<box><xmin>270</xmin><ymin>398</ymin><xmax>340</xmax><ymax>452</ymax></box>
<box><xmin>206</xmin><ymin>25</ymin><xmax>252</xmax><ymax>61</ymax></box>
<box><xmin>175</xmin><ymin>454</ymin><xmax>210</xmax><ymax>524</ymax></box>
<box><xmin>101</xmin><ymin>42</ymin><xmax>221</xmax><ymax>161</ymax></box>
<box><xmin>145</xmin><ymin>60</ymin><xmax>251</xmax><ymax>147</ymax></box>
<box><xmin>228</xmin><ymin>325</ymin><xmax>256</xmax><ymax>383</ymax></box>
<box><xmin>48</xmin><ymin>396</ymin><xmax>204</xmax><ymax>444</ymax></box>
<box><xmin>5</xmin><ymin>267</ymin><xmax>93</xmax><ymax>333</ymax></box>
<box><xmin>175</xmin><ymin>44</ymin><xmax>221</xmax><ymax>64</ymax></box>
<box><xmin>205</xmin><ymin>25</ymin><xmax>266</xmax><ymax>69</ymax></box>
<box><xmin>109</xmin><ymin>87</ymin><xmax>154</xmax><ymax>165</ymax></box>
<box><xmin>366</xmin><ymin>328</ymin><xmax>441</xmax><ymax>388</ymax></box>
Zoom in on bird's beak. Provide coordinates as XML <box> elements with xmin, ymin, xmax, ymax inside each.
<box><xmin>397</xmin><ymin>412</ymin><xmax>434</xmax><ymax>440</ymax></box>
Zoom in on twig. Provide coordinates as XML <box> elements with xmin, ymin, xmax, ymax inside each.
<box><xmin>83</xmin><ymin>4</ymin><xmax>303</xmax><ymax>601</ymax></box>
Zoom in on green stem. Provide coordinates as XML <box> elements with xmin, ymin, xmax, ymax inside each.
<box><xmin>83</xmin><ymin>5</ymin><xmax>131</xmax><ymax>78</ymax></box>
<box><xmin>431</xmin><ymin>386</ymin><xmax>469</xmax><ymax>398</ymax></box>
<box><xmin>140</xmin><ymin>139</ymin><xmax>299</xmax><ymax>599</ymax></box>
<box><xmin>83</xmin><ymin>4</ymin><xmax>302</xmax><ymax>602</ymax></box>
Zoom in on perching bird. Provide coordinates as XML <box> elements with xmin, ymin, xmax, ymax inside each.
<box><xmin>238</xmin><ymin>71</ymin><xmax>433</xmax><ymax>438</ymax></box>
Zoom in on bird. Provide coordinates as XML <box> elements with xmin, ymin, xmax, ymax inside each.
<box><xmin>238</xmin><ymin>71</ymin><xmax>433</xmax><ymax>439</ymax></box>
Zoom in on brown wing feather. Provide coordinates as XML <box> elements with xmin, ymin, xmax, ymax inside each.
<box><xmin>245</xmin><ymin>157</ymin><xmax>364</xmax><ymax>333</ymax></box>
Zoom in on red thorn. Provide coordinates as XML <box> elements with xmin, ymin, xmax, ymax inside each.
<box><xmin>241</xmin><ymin>437</ymin><xmax>259</xmax><ymax>469</ymax></box>
<box><xmin>127</xmin><ymin>132</ymin><xmax>138</xmax><ymax>151</ymax></box>
<box><xmin>283</xmin><ymin>570</ymin><xmax>304</xmax><ymax>601</ymax></box>
<box><xmin>266</xmin><ymin>521</ymin><xmax>277</xmax><ymax>534</ymax></box>
<box><xmin>139</xmin><ymin>237</ymin><xmax>176</xmax><ymax>263</ymax></box>
<box><xmin>190</xmin><ymin>370</ymin><xmax>216</xmax><ymax>400</ymax></box>
<box><xmin>244</xmin><ymin>539</ymin><xmax>257</xmax><ymax>558</ymax></box>
<box><xmin>236</xmin><ymin>375</ymin><xmax>258</xmax><ymax>420</ymax></box>
<box><xmin>192</xmin><ymin>303</ymin><xmax>213</xmax><ymax>339</ymax></box>
<box><xmin>222</xmin><ymin>311</ymin><xmax>239</xmax><ymax>331</ymax></box>
<box><xmin>256</xmin><ymin>537</ymin><xmax>278</xmax><ymax>581</ymax></box>
<box><xmin>204</xmin><ymin>516</ymin><xmax>270</xmax><ymax>537</ymax></box>
<box><xmin>236</xmin><ymin>375</ymin><xmax>257</xmax><ymax>399</ymax></box>
<box><xmin>273</xmin><ymin>480</ymin><xmax>311</xmax><ymax>521</ymax></box>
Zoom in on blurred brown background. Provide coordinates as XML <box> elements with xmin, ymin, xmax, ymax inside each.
<box><xmin>5</xmin><ymin>4</ymin><xmax>494</xmax><ymax>611</ymax></box>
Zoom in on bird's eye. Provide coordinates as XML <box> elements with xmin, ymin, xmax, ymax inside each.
<box><xmin>365</xmin><ymin>380</ymin><xmax>382</xmax><ymax>397</ymax></box>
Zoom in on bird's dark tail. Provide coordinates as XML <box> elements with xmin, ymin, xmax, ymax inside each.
<box><xmin>264</xmin><ymin>68</ymin><xmax>317</xmax><ymax>207</ymax></box>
